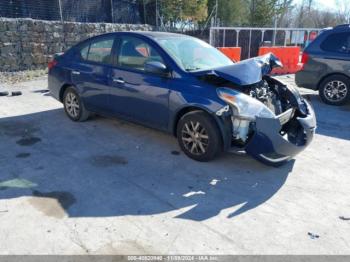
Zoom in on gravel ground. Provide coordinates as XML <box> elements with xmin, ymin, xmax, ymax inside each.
<box><xmin>0</xmin><ymin>74</ymin><xmax>349</xmax><ymax>255</ymax></box>
<box><xmin>0</xmin><ymin>69</ymin><xmax>47</xmax><ymax>85</ymax></box>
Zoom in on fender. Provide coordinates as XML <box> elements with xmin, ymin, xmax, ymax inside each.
<box><xmin>169</xmin><ymin>92</ymin><xmax>233</xmax><ymax>151</ymax></box>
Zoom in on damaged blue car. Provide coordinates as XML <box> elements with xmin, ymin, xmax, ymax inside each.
<box><xmin>48</xmin><ymin>32</ymin><xmax>316</xmax><ymax>166</ymax></box>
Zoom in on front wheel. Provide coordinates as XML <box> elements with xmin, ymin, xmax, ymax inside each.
<box><xmin>176</xmin><ymin>111</ymin><xmax>222</xmax><ymax>162</ymax></box>
<box><xmin>319</xmin><ymin>75</ymin><xmax>350</xmax><ymax>105</ymax></box>
<box><xmin>63</xmin><ymin>87</ymin><xmax>90</xmax><ymax>121</ymax></box>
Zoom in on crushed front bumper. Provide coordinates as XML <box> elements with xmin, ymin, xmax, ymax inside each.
<box><xmin>244</xmin><ymin>100</ymin><xmax>316</xmax><ymax>166</ymax></box>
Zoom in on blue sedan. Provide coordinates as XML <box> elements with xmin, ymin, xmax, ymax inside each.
<box><xmin>48</xmin><ymin>32</ymin><xmax>316</xmax><ymax>166</ymax></box>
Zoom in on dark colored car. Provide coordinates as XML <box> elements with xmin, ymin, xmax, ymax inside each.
<box><xmin>48</xmin><ymin>32</ymin><xmax>316</xmax><ymax>166</ymax></box>
<box><xmin>296</xmin><ymin>24</ymin><xmax>350</xmax><ymax>105</ymax></box>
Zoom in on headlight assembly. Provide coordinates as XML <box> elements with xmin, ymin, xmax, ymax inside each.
<box><xmin>217</xmin><ymin>87</ymin><xmax>275</xmax><ymax>120</ymax></box>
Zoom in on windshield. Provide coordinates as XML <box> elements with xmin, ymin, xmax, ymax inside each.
<box><xmin>156</xmin><ymin>36</ymin><xmax>234</xmax><ymax>71</ymax></box>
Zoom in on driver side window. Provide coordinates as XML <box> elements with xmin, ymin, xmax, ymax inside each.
<box><xmin>118</xmin><ymin>36</ymin><xmax>164</xmax><ymax>71</ymax></box>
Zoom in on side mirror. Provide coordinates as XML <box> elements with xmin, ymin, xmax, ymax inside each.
<box><xmin>145</xmin><ymin>61</ymin><xmax>169</xmax><ymax>76</ymax></box>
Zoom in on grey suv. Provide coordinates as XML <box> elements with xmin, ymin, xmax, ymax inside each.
<box><xmin>295</xmin><ymin>24</ymin><xmax>350</xmax><ymax>105</ymax></box>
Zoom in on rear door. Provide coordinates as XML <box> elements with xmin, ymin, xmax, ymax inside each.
<box><xmin>109</xmin><ymin>35</ymin><xmax>170</xmax><ymax>129</ymax></box>
<box><xmin>71</xmin><ymin>35</ymin><xmax>116</xmax><ymax>113</ymax></box>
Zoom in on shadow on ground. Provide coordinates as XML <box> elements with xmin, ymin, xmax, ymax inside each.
<box><xmin>0</xmin><ymin>108</ymin><xmax>294</xmax><ymax>221</ymax></box>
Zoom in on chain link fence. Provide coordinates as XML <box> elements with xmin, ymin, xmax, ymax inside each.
<box><xmin>210</xmin><ymin>27</ymin><xmax>322</xmax><ymax>60</ymax></box>
<box><xmin>0</xmin><ymin>0</ymin><xmax>151</xmax><ymax>24</ymax></box>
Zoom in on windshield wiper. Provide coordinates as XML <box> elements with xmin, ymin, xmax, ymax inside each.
<box><xmin>185</xmin><ymin>67</ymin><xmax>202</xmax><ymax>72</ymax></box>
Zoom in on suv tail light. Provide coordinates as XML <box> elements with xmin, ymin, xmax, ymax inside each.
<box><xmin>300</xmin><ymin>52</ymin><xmax>309</xmax><ymax>69</ymax></box>
<box><xmin>48</xmin><ymin>59</ymin><xmax>58</xmax><ymax>70</ymax></box>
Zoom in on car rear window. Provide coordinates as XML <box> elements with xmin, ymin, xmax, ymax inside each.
<box><xmin>320</xmin><ymin>32</ymin><xmax>350</xmax><ymax>53</ymax></box>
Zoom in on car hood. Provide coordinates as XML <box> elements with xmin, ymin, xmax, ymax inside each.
<box><xmin>193</xmin><ymin>53</ymin><xmax>282</xmax><ymax>86</ymax></box>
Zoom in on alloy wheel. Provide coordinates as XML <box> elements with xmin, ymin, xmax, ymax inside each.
<box><xmin>181</xmin><ymin>121</ymin><xmax>209</xmax><ymax>155</ymax></box>
<box><xmin>65</xmin><ymin>92</ymin><xmax>80</xmax><ymax>118</ymax></box>
<box><xmin>324</xmin><ymin>80</ymin><xmax>348</xmax><ymax>102</ymax></box>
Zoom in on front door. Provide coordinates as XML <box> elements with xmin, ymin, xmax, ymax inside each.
<box><xmin>109</xmin><ymin>36</ymin><xmax>170</xmax><ymax>130</ymax></box>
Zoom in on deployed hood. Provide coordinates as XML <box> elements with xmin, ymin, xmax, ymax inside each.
<box><xmin>193</xmin><ymin>53</ymin><xmax>283</xmax><ymax>86</ymax></box>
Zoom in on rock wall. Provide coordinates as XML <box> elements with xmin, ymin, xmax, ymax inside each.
<box><xmin>0</xmin><ymin>18</ymin><xmax>153</xmax><ymax>71</ymax></box>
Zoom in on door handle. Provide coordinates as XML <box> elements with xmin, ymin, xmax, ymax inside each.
<box><xmin>112</xmin><ymin>78</ymin><xmax>125</xmax><ymax>84</ymax></box>
<box><xmin>72</xmin><ymin>71</ymin><xmax>80</xmax><ymax>75</ymax></box>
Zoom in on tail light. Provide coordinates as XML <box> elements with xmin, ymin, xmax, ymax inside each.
<box><xmin>48</xmin><ymin>59</ymin><xmax>58</xmax><ymax>70</ymax></box>
<box><xmin>300</xmin><ymin>52</ymin><xmax>309</xmax><ymax>69</ymax></box>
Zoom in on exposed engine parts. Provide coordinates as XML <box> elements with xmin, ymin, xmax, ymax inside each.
<box><xmin>228</xmin><ymin>77</ymin><xmax>304</xmax><ymax>145</ymax></box>
<box><xmin>248</xmin><ymin>80</ymin><xmax>283</xmax><ymax>115</ymax></box>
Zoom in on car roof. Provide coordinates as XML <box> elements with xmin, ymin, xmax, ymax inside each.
<box><xmin>305</xmin><ymin>24</ymin><xmax>350</xmax><ymax>52</ymax></box>
<box><xmin>130</xmin><ymin>31</ymin><xmax>191</xmax><ymax>38</ymax></box>
<box><xmin>333</xmin><ymin>24</ymin><xmax>350</xmax><ymax>30</ymax></box>
<box><xmin>73</xmin><ymin>31</ymin><xmax>194</xmax><ymax>51</ymax></box>
<box><xmin>93</xmin><ymin>31</ymin><xmax>193</xmax><ymax>40</ymax></box>
<box><xmin>323</xmin><ymin>24</ymin><xmax>350</xmax><ymax>34</ymax></box>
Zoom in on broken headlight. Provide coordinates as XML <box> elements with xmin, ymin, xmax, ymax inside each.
<box><xmin>217</xmin><ymin>87</ymin><xmax>275</xmax><ymax>120</ymax></box>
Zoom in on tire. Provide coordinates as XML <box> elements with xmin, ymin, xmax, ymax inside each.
<box><xmin>11</xmin><ymin>91</ymin><xmax>22</xmax><ymax>96</ymax></box>
<box><xmin>176</xmin><ymin>110</ymin><xmax>222</xmax><ymax>162</ymax></box>
<box><xmin>63</xmin><ymin>87</ymin><xmax>90</xmax><ymax>121</ymax></box>
<box><xmin>319</xmin><ymin>75</ymin><xmax>350</xmax><ymax>105</ymax></box>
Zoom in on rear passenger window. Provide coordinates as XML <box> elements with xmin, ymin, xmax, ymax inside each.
<box><xmin>79</xmin><ymin>37</ymin><xmax>115</xmax><ymax>64</ymax></box>
<box><xmin>321</xmin><ymin>32</ymin><xmax>350</xmax><ymax>53</ymax></box>
<box><xmin>80</xmin><ymin>45</ymin><xmax>89</xmax><ymax>60</ymax></box>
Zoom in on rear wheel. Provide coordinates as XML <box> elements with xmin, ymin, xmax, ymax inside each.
<box><xmin>176</xmin><ymin>111</ymin><xmax>222</xmax><ymax>162</ymax></box>
<box><xmin>63</xmin><ymin>87</ymin><xmax>90</xmax><ymax>121</ymax></box>
<box><xmin>319</xmin><ymin>75</ymin><xmax>350</xmax><ymax>105</ymax></box>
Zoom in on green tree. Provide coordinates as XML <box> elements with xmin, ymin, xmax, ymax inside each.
<box><xmin>249</xmin><ymin>0</ymin><xmax>293</xmax><ymax>27</ymax></box>
<box><xmin>207</xmin><ymin>0</ymin><xmax>249</xmax><ymax>26</ymax></box>
<box><xmin>159</xmin><ymin>0</ymin><xmax>208</xmax><ymax>27</ymax></box>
